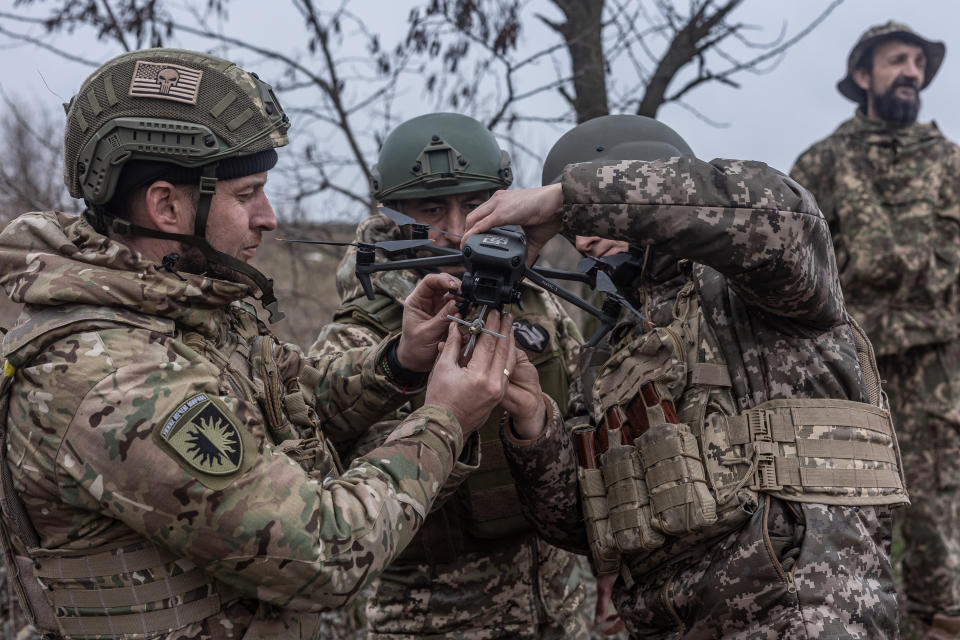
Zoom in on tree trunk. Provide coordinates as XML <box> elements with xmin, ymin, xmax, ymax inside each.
<box><xmin>549</xmin><ymin>0</ymin><xmax>609</xmax><ymax>122</ymax></box>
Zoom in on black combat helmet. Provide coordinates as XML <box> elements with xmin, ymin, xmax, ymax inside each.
<box><xmin>541</xmin><ymin>114</ymin><xmax>693</xmax><ymax>185</ymax></box>
<box><xmin>370</xmin><ymin>112</ymin><xmax>512</xmax><ymax>202</ymax></box>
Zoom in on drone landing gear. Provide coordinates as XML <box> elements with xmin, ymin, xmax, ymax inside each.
<box><xmin>445</xmin><ymin>304</ymin><xmax>507</xmax><ymax>359</ymax></box>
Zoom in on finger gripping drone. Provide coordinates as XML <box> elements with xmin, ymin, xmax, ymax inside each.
<box><xmin>280</xmin><ymin>205</ymin><xmax>651</xmax><ymax>351</ymax></box>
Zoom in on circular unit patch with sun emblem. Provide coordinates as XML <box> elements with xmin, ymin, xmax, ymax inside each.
<box><xmin>159</xmin><ymin>394</ymin><xmax>244</xmax><ymax>475</ymax></box>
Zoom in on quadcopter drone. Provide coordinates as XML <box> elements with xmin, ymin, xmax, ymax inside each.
<box><xmin>280</xmin><ymin>205</ymin><xmax>651</xmax><ymax>356</ymax></box>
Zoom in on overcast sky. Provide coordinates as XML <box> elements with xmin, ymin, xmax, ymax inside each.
<box><xmin>1</xmin><ymin>0</ymin><xmax>957</xmax><ymax>216</ymax></box>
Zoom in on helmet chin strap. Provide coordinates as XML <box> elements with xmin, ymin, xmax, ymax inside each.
<box><xmin>86</xmin><ymin>163</ymin><xmax>285</xmax><ymax>323</ymax></box>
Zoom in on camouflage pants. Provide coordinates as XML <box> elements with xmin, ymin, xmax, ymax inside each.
<box><xmin>365</xmin><ymin>535</ymin><xmax>591</xmax><ymax>639</ymax></box>
<box><xmin>613</xmin><ymin>497</ymin><xmax>899</xmax><ymax>639</ymax></box>
<box><xmin>879</xmin><ymin>343</ymin><xmax>960</xmax><ymax>628</ymax></box>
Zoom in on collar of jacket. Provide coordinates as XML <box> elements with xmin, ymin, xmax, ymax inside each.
<box><xmin>0</xmin><ymin>212</ymin><xmax>251</xmax><ymax>336</ymax></box>
<box><xmin>834</xmin><ymin>109</ymin><xmax>944</xmax><ymax>146</ymax></box>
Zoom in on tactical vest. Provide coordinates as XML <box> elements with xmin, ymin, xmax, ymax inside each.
<box><xmin>333</xmin><ymin>285</ymin><xmax>571</xmax><ymax>552</ymax></box>
<box><xmin>0</xmin><ymin>304</ymin><xmax>333</xmax><ymax>638</ymax></box>
<box><xmin>580</xmin><ymin>281</ymin><xmax>908</xmax><ymax>579</ymax></box>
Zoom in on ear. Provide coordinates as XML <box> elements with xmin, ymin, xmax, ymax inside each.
<box><xmin>143</xmin><ymin>181</ymin><xmax>192</xmax><ymax>234</ymax></box>
<box><xmin>852</xmin><ymin>68</ymin><xmax>871</xmax><ymax>92</ymax></box>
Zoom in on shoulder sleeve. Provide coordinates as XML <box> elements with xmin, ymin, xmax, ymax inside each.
<box><xmin>303</xmin><ymin>309</ymin><xmax>415</xmax><ymax>450</ymax></box>
<box><xmin>790</xmin><ymin>139</ymin><xmax>838</xmax><ymax>231</ymax></box>
<box><xmin>282</xmin><ymin>333</ymin><xmax>422</xmax><ymax>443</ymax></box>
<box><xmin>56</xmin><ymin>346</ymin><xmax>464</xmax><ymax>611</ymax></box>
<box><xmin>559</xmin><ymin>157</ymin><xmax>845</xmax><ymax>329</ymax></box>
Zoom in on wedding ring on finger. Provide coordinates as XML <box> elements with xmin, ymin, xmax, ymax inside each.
<box><xmin>503</xmin><ymin>368</ymin><xmax>511</xmax><ymax>378</ymax></box>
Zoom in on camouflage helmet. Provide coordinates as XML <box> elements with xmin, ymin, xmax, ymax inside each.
<box><xmin>63</xmin><ymin>48</ymin><xmax>291</xmax><ymax>322</ymax></box>
<box><xmin>370</xmin><ymin>112</ymin><xmax>512</xmax><ymax>201</ymax></box>
<box><xmin>837</xmin><ymin>21</ymin><xmax>945</xmax><ymax>104</ymax></box>
<box><xmin>541</xmin><ymin>114</ymin><xmax>693</xmax><ymax>185</ymax></box>
<box><xmin>64</xmin><ymin>48</ymin><xmax>290</xmax><ymax>205</ymax></box>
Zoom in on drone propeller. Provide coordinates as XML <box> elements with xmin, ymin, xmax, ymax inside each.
<box><xmin>595</xmin><ymin>271</ymin><xmax>651</xmax><ymax>326</ymax></box>
<box><xmin>275</xmin><ymin>237</ymin><xmax>434</xmax><ymax>253</ymax></box>
<box><xmin>377</xmin><ymin>204</ymin><xmax>463</xmax><ymax>240</ymax></box>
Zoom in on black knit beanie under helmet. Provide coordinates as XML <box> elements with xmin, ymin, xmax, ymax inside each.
<box><xmin>112</xmin><ymin>148</ymin><xmax>278</xmax><ymax>203</ymax></box>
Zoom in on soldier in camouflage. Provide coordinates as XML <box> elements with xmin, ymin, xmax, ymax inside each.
<box><xmin>310</xmin><ymin>112</ymin><xmax>596</xmax><ymax>639</ymax></box>
<box><xmin>463</xmin><ymin>114</ymin><xmax>910</xmax><ymax>638</ymax></box>
<box><xmin>0</xmin><ymin>49</ymin><xmax>520</xmax><ymax>639</ymax></box>
<box><xmin>791</xmin><ymin>22</ymin><xmax>960</xmax><ymax>639</ymax></box>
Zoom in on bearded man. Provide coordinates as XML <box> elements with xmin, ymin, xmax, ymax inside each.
<box><xmin>792</xmin><ymin>22</ymin><xmax>960</xmax><ymax>639</ymax></box>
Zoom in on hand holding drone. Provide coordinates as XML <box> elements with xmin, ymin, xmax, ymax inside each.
<box><xmin>279</xmin><ymin>205</ymin><xmax>652</xmax><ymax>355</ymax></box>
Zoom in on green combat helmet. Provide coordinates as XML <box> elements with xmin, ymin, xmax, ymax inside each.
<box><xmin>63</xmin><ymin>48</ymin><xmax>291</xmax><ymax>321</ymax></box>
<box><xmin>370</xmin><ymin>112</ymin><xmax>512</xmax><ymax>202</ymax></box>
<box><xmin>541</xmin><ymin>114</ymin><xmax>693</xmax><ymax>185</ymax></box>
<box><xmin>837</xmin><ymin>21</ymin><xmax>945</xmax><ymax>106</ymax></box>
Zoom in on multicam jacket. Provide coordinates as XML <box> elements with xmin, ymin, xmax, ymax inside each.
<box><xmin>502</xmin><ymin>157</ymin><xmax>906</xmax><ymax>590</ymax></box>
<box><xmin>791</xmin><ymin>111</ymin><xmax>960</xmax><ymax>356</ymax></box>
<box><xmin>309</xmin><ymin>212</ymin><xmax>591</xmax><ymax>638</ymax></box>
<box><xmin>0</xmin><ymin>212</ymin><xmax>465</xmax><ymax>639</ymax></box>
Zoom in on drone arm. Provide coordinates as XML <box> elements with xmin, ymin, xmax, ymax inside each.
<box><xmin>522</xmin><ymin>266</ymin><xmax>613</xmax><ymax>324</ymax></box>
<box><xmin>530</xmin><ymin>266</ymin><xmax>593</xmax><ymax>285</ymax></box>
<box><xmin>418</xmin><ymin>245</ymin><xmax>461</xmax><ymax>256</ymax></box>
<box><xmin>360</xmin><ymin>254</ymin><xmax>465</xmax><ymax>273</ymax></box>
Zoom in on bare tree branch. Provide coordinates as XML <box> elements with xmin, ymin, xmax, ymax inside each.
<box><xmin>0</xmin><ymin>23</ymin><xmax>99</xmax><ymax>66</ymax></box>
<box><xmin>99</xmin><ymin>0</ymin><xmax>131</xmax><ymax>50</ymax></box>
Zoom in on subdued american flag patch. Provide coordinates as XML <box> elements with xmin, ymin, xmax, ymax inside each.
<box><xmin>128</xmin><ymin>60</ymin><xmax>203</xmax><ymax>104</ymax></box>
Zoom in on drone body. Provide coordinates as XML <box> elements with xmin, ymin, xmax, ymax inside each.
<box><xmin>280</xmin><ymin>205</ymin><xmax>650</xmax><ymax>349</ymax></box>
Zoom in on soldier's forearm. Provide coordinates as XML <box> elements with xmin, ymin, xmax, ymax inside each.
<box><xmin>558</xmin><ymin>158</ymin><xmax>845</xmax><ymax>327</ymax></box>
<box><xmin>502</xmin><ymin>397</ymin><xmax>590</xmax><ymax>554</ymax></box>
<box><xmin>307</xmin><ymin>334</ymin><xmax>425</xmax><ymax>439</ymax></box>
<box><xmin>164</xmin><ymin>406</ymin><xmax>463</xmax><ymax>611</ymax></box>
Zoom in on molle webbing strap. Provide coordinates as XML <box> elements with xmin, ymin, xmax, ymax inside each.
<box><xmin>103</xmin><ymin>74</ymin><xmax>119</xmax><ymax>106</ymax></box>
<box><xmin>32</xmin><ymin>545</ymin><xmax>179</xmax><ymax>579</ymax></box>
<box><xmin>688</xmin><ymin>363</ymin><xmax>731</xmax><ymax>387</ymax></box>
<box><xmin>56</xmin><ymin>595</ymin><xmax>221</xmax><ymax>637</ymax></box>
<box><xmin>653</xmin><ymin>483</ymin><xmax>704</xmax><ymax>511</ymax></box>
<box><xmin>635</xmin><ymin>439</ymin><xmax>682</xmax><ymax>468</ymax></box>
<box><xmin>725</xmin><ymin>398</ymin><xmax>902</xmax><ymax>491</ymax></box>
<box><xmin>609</xmin><ymin>508</ymin><xmax>645</xmax><ymax>532</ymax></box>
<box><xmin>726</xmin><ymin>400</ymin><xmax>894</xmax><ymax>445</ymax></box>
<box><xmin>644</xmin><ymin>458</ymin><xmax>689</xmax><ymax>488</ymax></box>
<box><xmin>34</xmin><ymin>543</ymin><xmax>221</xmax><ymax>636</ymax></box>
<box><xmin>770</xmin><ymin>458</ymin><xmax>901</xmax><ymax>491</ymax></box>
<box><xmin>47</xmin><ymin>567</ymin><xmax>210</xmax><ymax>608</ymax></box>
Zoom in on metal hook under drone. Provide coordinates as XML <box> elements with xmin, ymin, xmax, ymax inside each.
<box><xmin>445</xmin><ymin>304</ymin><xmax>506</xmax><ymax>359</ymax></box>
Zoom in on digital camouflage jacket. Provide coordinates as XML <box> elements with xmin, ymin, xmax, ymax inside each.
<box><xmin>502</xmin><ymin>156</ymin><xmax>898</xmax><ymax>574</ymax></box>
<box><xmin>791</xmin><ymin>111</ymin><xmax>960</xmax><ymax>356</ymax></box>
<box><xmin>310</xmin><ymin>212</ymin><xmax>592</xmax><ymax>638</ymax></box>
<box><xmin>0</xmin><ymin>212</ymin><xmax>465</xmax><ymax>639</ymax></box>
